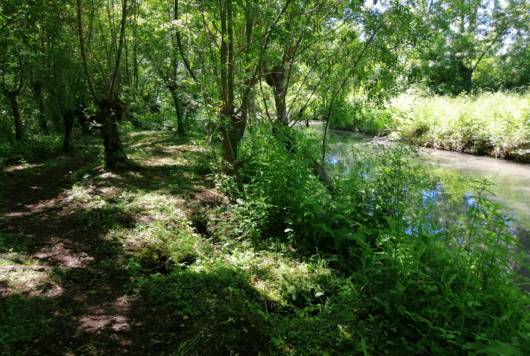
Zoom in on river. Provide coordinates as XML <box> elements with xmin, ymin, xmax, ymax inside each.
<box><xmin>326</xmin><ymin>130</ymin><xmax>530</xmax><ymax>228</ymax></box>
<box><xmin>323</xmin><ymin>130</ymin><xmax>530</xmax><ymax>269</ymax></box>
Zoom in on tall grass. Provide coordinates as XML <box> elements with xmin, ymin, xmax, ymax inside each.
<box><xmin>330</xmin><ymin>92</ymin><xmax>530</xmax><ymax>160</ymax></box>
<box><xmin>213</xmin><ymin>125</ymin><xmax>530</xmax><ymax>353</ymax></box>
<box><xmin>390</xmin><ymin>92</ymin><xmax>530</xmax><ymax>159</ymax></box>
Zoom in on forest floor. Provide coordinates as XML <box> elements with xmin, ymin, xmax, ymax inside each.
<box><xmin>2</xmin><ymin>130</ymin><xmax>529</xmax><ymax>355</ymax></box>
<box><xmin>0</xmin><ymin>131</ymin><xmax>234</xmax><ymax>354</ymax></box>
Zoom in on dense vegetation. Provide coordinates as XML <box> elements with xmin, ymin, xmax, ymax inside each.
<box><xmin>330</xmin><ymin>91</ymin><xmax>530</xmax><ymax>161</ymax></box>
<box><xmin>1</xmin><ymin>0</ymin><xmax>529</xmax><ymax>354</ymax></box>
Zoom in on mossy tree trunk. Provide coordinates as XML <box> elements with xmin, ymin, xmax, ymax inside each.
<box><xmin>7</xmin><ymin>91</ymin><xmax>24</xmax><ymax>140</ymax></box>
<box><xmin>62</xmin><ymin>110</ymin><xmax>75</xmax><ymax>152</ymax></box>
<box><xmin>169</xmin><ymin>85</ymin><xmax>185</xmax><ymax>136</ymax></box>
<box><xmin>31</xmin><ymin>80</ymin><xmax>50</xmax><ymax>135</ymax></box>
<box><xmin>96</xmin><ymin>99</ymin><xmax>129</xmax><ymax>169</ymax></box>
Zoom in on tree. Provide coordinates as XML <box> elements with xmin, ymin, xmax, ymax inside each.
<box><xmin>140</xmin><ymin>0</ymin><xmax>191</xmax><ymax>136</ymax></box>
<box><xmin>76</xmin><ymin>0</ymin><xmax>131</xmax><ymax>169</ymax></box>
<box><xmin>415</xmin><ymin>0</ymin><xmax>528</xmax><ymax>94</ymax></box>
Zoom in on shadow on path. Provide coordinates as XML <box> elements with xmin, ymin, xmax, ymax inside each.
<box><xmin>0</xmin><ymin>132</ymin><xmax>247</xmax><ymax>354</ymax></box>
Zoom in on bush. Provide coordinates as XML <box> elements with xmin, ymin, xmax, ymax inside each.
<box><xmin>389</xmin><ymin>92</ymin><xmax>530</xmax><ymax>157</ymax></box>
<box><xmin>0</xmin><ymin>135</ymin><xmax>63</xmax><ymax>165</ymax></box>
<box><xmin>216</xmin><ymin>126</ymin><xmax>530</xmax><ymax>353</ymax></box>
<box><xmin>327</xmin><ymin>97</ymin><xmax>393</xmax><ymax>135</ymax></box>
<box><xmin>223</xmin><ymin>125</ymin><xmax>337</xmax><ymax>250</ymax></box>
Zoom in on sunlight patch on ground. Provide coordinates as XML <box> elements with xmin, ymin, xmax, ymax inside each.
<box><xmin>141</xmin><ymin>156</ymin><xmax>184</xmax><ymax>167</ymax></box>
<box><xmin>132</xmin><ymin>192</ymin><xmax>186</xmax><ymax>214</ymax></box>
<box><xmin>220</xmin><ymin>247</ymin><xmax>332</xmax><ymax>304</ymax></box>
<box><xmin>162</xmin><ymin>144</ymin><xmax>208</xmax><ymax>154</ymax></box>
<box><xmin>0</xmin><ymin>268</ymin><xmax>63</xmax><ymax>297</ymax></box>
<box><xmin>78</xmin><ymin>296</ymin><xmax>132</xmax><ymax>336</ymax></box>
<box><xmin>98</xmin><ymin>171</ymin><xmax>121</xmax><ymax>180</ymax></box>
<box><xmin>2</xmin><ymin>163</ymin><xmax>44</xmax><ymax>173</ymax></box>
<box><xmin>113</xmin><ymin>192</ymin><xmax>193</xmax><ymax>251</ymax></box>
<box><xmin>65</xmin><ymin>184</ymin><xmax>108</xmax><ymax>210</ymax></box>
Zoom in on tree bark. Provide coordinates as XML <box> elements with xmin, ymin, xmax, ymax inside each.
<box><xmin>31</xmin><ymin>81</ymin><xmax>49</xmax><ymax>135</ymax></box>
<box><xmin>264</xmin><ymin>64</ymin><xmax>288</xmax><ymax>125</ymax></box>
<box><xmin>96</xmin><ymin>99</ymin><xmax>129</xmax><ymax>169</ymax></box>
<box><xmin>219</xmin><ymin>0</ymin><xmax>244</xmax><ymax>165</ymax></box>
<box><xmin>7</xmin><ymin>92</ymin><xmax>24</xmax><ymax>140</ymax></box>
<box><xmin>77</xmin><ymin>0</ymin><xmax>130</xmax><ymax>169</ymax></box>
<box><xmin>170</xmin><ymin>0</ymin><xmax>185</xmax><ymax>137</ymax></box>
<box><xmin>241</xmin><ymin>0</ymin><xmax>256</xmax><ymax>124</ymax></box>
<box><xmin>62</xmin><ymin>110</ymin><xmax>75</xmax><ymax>153</ymax></box>
<box><xmin>169</xmin><ymin>87</ymin><xmax>185</xmax><ymax>136</ymax></box>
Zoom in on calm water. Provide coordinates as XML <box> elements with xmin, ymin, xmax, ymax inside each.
<box><xmin>320</xmin><ymin>128</ymin><xmax>530</xmax><ymax>283</ymax></box>
<box><xmin>326</xmin><ymin>130</ymin><xmax>530</xmax><ymax>229</ymax></box>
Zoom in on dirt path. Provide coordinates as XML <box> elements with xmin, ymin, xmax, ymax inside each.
<box><xmin>0</xmin><ymin>132</ymin><xmax>213</xmax><ymax>354</ymax></box>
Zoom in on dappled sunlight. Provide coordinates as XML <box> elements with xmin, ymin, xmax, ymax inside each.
<box><xmin>2</xmin><ymin>162</ymin><xmax>44</xmax><ymax>173</ymax></box>
<box><xmin>77</xmin><ymin>295</ymin><xmax>132</xmax><ymax>336</ymax></box>
<box><xmin>65</xmin><ymin>184</ymin><xmax>109</xmax><ymax>209</ymax></box>
<box><xmin>220</xmin><ymin>246</ymin><xmax>332</xmax><ymax>305</ymax></box>
<box><xmin>33</xmin><ymin>239</ymin><xmax>94</xmax><ymax>268</ymax></box>
<box><xmin>1</xmin><ymin>122</ymin><xmax>527</xmax><ymax>354</ymax></box>
<box><xmin>1</xmin><ymin>191</ymin><xmax>69</xmax><ymax>218</ymax></box>
<box><xmin>132</xmin><ymin>192</ymin><xmax>187</xmax><ymax>215</ymax></box>
<box><xmin>0</xmin><ymin>268</ymin><xmax>63</xmax><ymax>297</ymax></box>
<box><xmin>110</xmin><ymin>191</ymin><xmax>198</xmax><ymax>256</ymax></box>
<box><xmin>141</xmin><ymin>155</ymin><xmax>184</xmax><ymax>167</ymax></box>
<box><xmin>0</xmin><ymin>0</ymin><xmax>528</xmax><ymax>350</ymax></box>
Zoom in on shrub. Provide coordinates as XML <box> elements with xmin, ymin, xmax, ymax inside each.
<box><xmin>389</xmin><ymin>92</ymin><xmax>530</xmax><ymax>157</ymax></box>
<box><xmin>0</xmin><ymin>135</ymin><xmax>63</xmax><ymax>165</ymax></box>
<box><xmin>217</xmin><ymin>127</ymin><xmax>530</xmax><ymax>353</ymax></box>
<box><xmin>229</xmin><ymin>125</ymin><xmax>337</xmax><ymax>250</ymax></box>
<box><xmin>327</xmin><ymin>97</ymin><xmax>393</xmax><ymax>135</ymax></box>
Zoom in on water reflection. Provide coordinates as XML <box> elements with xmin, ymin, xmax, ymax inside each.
<box><xmin>326</xmin><ymin>130</ymin><xmax>530</xmax><ymax>230</ymax></box>
<box><xmin>318</xmin><ymin>128</ymin><xmax>530</xmax><ymax>286</ymax></box>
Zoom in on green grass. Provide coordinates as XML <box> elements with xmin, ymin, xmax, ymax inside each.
<box><xmin>389</xmin><ymin>92</ymin><xmax>530</xmax><ymax>159</ymax></box>
<box><xmin>330</xmin><ymin>92</ymin><xmax>530</xmax><ymax>161</ymax></box>
<box><xmin>1</xmin><ymin>129</ymin><xmax>528</xmax><ymax>354</ymax></box>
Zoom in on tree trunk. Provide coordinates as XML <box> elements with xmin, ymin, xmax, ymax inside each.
<box><xmin>458</xmin><ymin>62</ymin><xmax>473</xmax><ymax>93</ymax></box>
<box><xmin>264</xmin><ymin>64</ymin><xmax>288</xmax><ymax>125</ymax></box>
<box><xmin>220</xmin><ymin>113</ymin><xmax>246</xmax><ymax>165</ymax></box>
<box><xmin>62</xmin><ymin>110</ymin><xmax>75</xmax><ymax>153</ymax></box>
<box><xmin>96</xmin><ymin>99</ymin><xmax>129</xmax><ymax>169</ymax></box>
<box><xmin>219</xmin><ymin>0</ymin><xmax>244</xmax><ymax>165</ymax></box>
<box><xmin>31</xmin><ymin>81</ymin><xmax>49</xmax><ymax>135</ymax></box>
<box><xmin>7</xmin><ymin>92</ymin><xmax>24</xmax><ymax>140</ymax></box>
<box><xmin>169</xmin><ymin>86</ymin><xmax>185</xmax><ymax>136</ymax></box>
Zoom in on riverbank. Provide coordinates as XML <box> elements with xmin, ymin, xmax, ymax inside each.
<box><xmin>1</xmin><ymin>130</ymin><xmax>529</xmax><ymax>354</ymax></box>
<box><xmin>328</xmin><ymin>92</ymin><xmax>530</xmax><ymax>163</ymax></box>
<box><xmin>326</xmin><ymin>129</ymin><xmax>530</xmax><ymax>279</ymax></box>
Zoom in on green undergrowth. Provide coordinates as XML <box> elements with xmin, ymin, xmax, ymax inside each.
<box><xmin>328</xmin><ymin>97</ymin><xmax>393</xmax><ymax>135</ymax></box>
<box><xmin>0</xmin><ymin>134</ymin><xmax>64</xmax><ymax>166</ymax></box>
<box><xmin>329</xmin><ymin>92</ymin><xmax>530</xmax><ymax>161</ymax></box>
<box><xmin>210</xmin><ymin>125</ymin><xmax>530</xmax><ymax>354</ymax></box>
<box><xmin>390</xmin><ymin>92</ymin><xmax>530</xmax><ymax>159</ymax></box>
<box><xmin>1</xmin><ymin>130</ymin><xmax>528</xmax><ymax>354</ymax></box>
